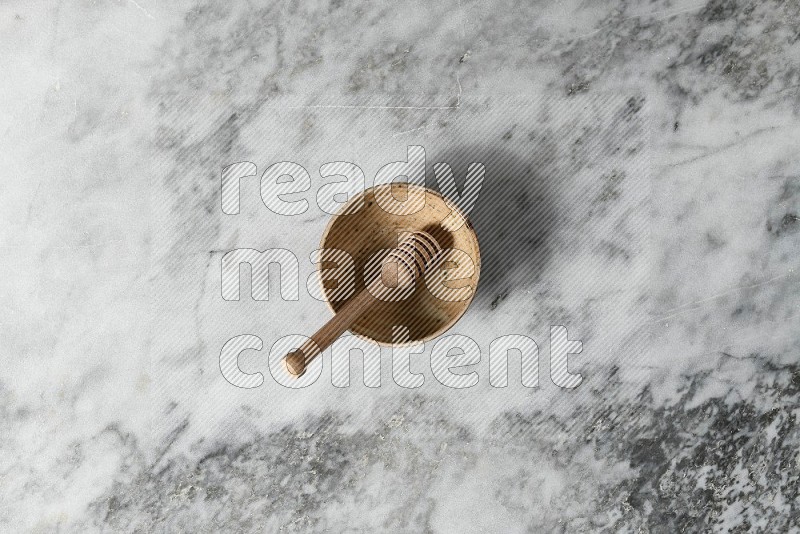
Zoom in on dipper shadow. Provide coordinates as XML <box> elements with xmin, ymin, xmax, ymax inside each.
<box><xmin>427</xmin><ymin>143</ymin><xmax>560</xmax><ymax>311</ymax></box>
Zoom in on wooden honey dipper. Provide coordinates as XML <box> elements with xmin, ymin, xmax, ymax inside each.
<box><xmin>283</xmin><ymin>231</ymin><xmax>442</xmax><ymax>376</ymax></box>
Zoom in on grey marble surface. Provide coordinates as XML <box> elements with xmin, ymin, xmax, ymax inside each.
<box><xmin>1</xmin><ymin>0</ymin><xmax>799</xmax><ymax>532</ymax></box>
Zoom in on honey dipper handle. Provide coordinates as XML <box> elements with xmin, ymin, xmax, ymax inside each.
<box><xmin>283</xmin><ymin>231</ymin><xmax>442</xmax><ymax>377</ymax></box>
<box><xmin>283</xmin><ymin>287</ymin><xmax>373</xmax><ymax>376</ymax></box>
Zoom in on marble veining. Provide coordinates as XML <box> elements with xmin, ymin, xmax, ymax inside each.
<box><xmin>1</xmin><ymin>0</ymin><xmax>798</xmax><ymax>532</ymax></box>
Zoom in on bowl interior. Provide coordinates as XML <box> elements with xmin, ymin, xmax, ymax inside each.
<box><xmin>320</xmin><ymin>183</ymin><xmax>481</xmax><ymax>345</ymax></box>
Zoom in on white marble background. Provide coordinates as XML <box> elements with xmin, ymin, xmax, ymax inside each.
<box><xmin>1</xmin><ymin>0</ymin><xmax>799</xmax><ymax>532</ymax></box>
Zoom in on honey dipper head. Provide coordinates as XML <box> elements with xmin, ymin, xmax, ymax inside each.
<box><xmin>380</xmin><ymin>231</ymin><xmax>442</xmax><ymax>290</ymax></box>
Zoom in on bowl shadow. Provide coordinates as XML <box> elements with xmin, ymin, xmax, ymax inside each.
<box><xmin>426</xmin><ymin>143</ymin><xmax>561</xmax><ymax>311</ymax></box>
